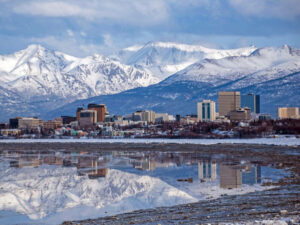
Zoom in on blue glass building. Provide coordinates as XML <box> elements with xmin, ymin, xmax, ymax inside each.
<box><xmin>241</xmin><ymin>94</ymin><xmax>260</xmax><ymax>113</ymax></box>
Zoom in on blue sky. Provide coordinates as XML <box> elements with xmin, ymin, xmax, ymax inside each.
<box><xmin>0</xmin><ymin>0</ymin><xmax>299</xmax><ymax>56</ymax></box>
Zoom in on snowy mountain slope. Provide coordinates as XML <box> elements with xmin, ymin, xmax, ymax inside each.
<box><xmin>163</xmin><ymin>45</ymin><xmax>300</xmax><ymax>86</ymax></box>
<box><xmin>49</xmin><ymin>45</ymin><xmax>300</xmax><ymax>118</ymax></box>
<box><xmin>0</xmin><ymin>45</ymin><xmax>159</xmax><ymax>120</ymax></box>
<box><xmin>0</xmin><ymin>45</ymin><xmax>159</xmax><ymax>99</ymax></box>
<box><xmin>115</xmin><ymin>41</ymin><xmax>257</xmax><ymax>79</ymax></box>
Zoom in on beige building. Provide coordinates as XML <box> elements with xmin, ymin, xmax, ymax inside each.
<box><xmin>229</xmin><ymin>107</ymin><xmax>251</xmax><ymax>121</ymax></box>
<box><xmin>142</xmin><ymin>110</ymin><xmax>156</xmax><ymax>123</ymax></box>
<box><xmin>43</xmin><ymin>118</ymin><xmax>63</xmax><ymax>129</ymax></box>
<box><xmin>155</xmin><ymin>113</ymin><xmax>170</xmax><ymax>122</ymax></box>
<box><xmin>18</xmin><ymin>118</ymin><xmax>42</xmax><ymax>129</ymax></box>
<box><xmin>197</xmin><ymin>100</ymin><xmax>216</xmax><ymax>122</ymax></box>
<box><xmin>218</xmin><ymin>91</ymin><xmax>240</xmax><ymax>117</ymax></box>
<box><xmin>133</xmin><ymin>110</ymin><xmax>156</xmax><ymax>123</ymax></box>
<box><xmin>79</xmin><ymin>110</ymin><xmax>97</xmax><ymax>127</ymax></box>
<box><xmin>220</xmin><ymin>164</ymin><xmax>242</xmax><ymax>189</ymax></box>
<box><xmin>0</xmin><ymin>129</ymin><xmax>21</xmax><ymax>136</ymax></box>
<box><xmin>278</xmin><ymin>107</ymin><xmax>299</xmax><ymax>119</ymax></box>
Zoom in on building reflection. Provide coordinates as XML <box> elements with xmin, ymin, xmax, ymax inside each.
<box><xmin>220</xmin><ymin>164</ymin><xmax>242</xmax><ymax>189</ymax></box>
<box><xmin>242</xmin><ymin>164</ymin><xmax>261</xmax><ymax>185</ymax></box>
<box><xmin>198</xmin><ymin>161</ymin><xmax>217</xmax><ymax>182</ymax></box>
<box><xmin>4</xmin><ymin>150</ymin><xmax>263</xmax><ymax>185</ymax></box>
<box><xmin>10</xmin><ymin>156</ymin><xmax>42</xmax><ymax>168</ymax></box>
<box><xmin>220</xmin><ymin>164</ymin><xmax>261</xmax><ymax>189</ymax></box>
<box><xmin>8</xmin><ymin>152</ymin><xmax>108</xmax><ymax>179</ymax></box>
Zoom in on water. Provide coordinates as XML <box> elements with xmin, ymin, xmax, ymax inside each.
<box><xmin>0</xmin><ymin>150</ymin><xmax>289</xmax><ymax>225</ymax></box>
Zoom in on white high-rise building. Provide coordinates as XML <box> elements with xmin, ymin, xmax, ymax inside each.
<box><xmin>197</xmin><ymin>100</ymin><xmax>216</xmax><ymax>122</ymax></box>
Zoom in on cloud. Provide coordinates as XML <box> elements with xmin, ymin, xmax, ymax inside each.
<box><xmin>228</xmin><ymin>0</ymin><xmax>300</xmax><ymax>20</ymax></box>
<box><xmin>12</xmin><ymin>0</ymin><xmax>170</xmax><ymax>26</ymax></box>
<box><xmin>67</xmin><ymin>29</ymin><xmax>74</xmax><ymax>37</ymax></box>
<box><xmin>30</xmin><ymin>35</ymin><xmax>110</xmax><ymax>56</ymax></box>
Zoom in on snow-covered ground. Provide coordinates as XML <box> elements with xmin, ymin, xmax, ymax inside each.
<box><xmin>0</xmin><ymin>137</ymin><xmax>299</xmax><ymax>146</ymax></box>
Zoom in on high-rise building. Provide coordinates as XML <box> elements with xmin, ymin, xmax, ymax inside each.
<box><xmin>278</xmin><ymin>107</ymin><xmax>299</xmax><ymax>119</ymax></box>
<box><xmin>241</xmin><ymin>94</ymin><xmax>260</xmax><ymax>114</ymax></box>
<box><xmin>88</xmin><ymin>104</ymin><xmax>107</xmax><ymax>122</ymax></box>
<box><xmin>198</xmin><ymin>161</ymin><xmax>217</xmax><ymax>181</ymax></box>
<box><xmin>218</xmin><ymin>91</ymin><xmax>240</xmax><ymax>117</ymax></box>
<box><xmin>197</xmin><ymin>100</ymin><xmax>216</xmax><ymax>122</ymax></box>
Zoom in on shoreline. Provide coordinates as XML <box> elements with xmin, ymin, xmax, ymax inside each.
<box><xmin>0</xmin><ymin>137</ymin><xmax>300</xmax><ymax>146</ymax></box>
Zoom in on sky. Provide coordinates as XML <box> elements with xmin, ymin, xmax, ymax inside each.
<box><xmin>0</xmin><ymin>0</ymin><xmax>300</xmax><ymax>57</ymax></box>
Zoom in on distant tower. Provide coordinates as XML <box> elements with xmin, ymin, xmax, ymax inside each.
<box><xmin>218</xmin><ymin>91</ymin><xmax>240</xmax><ymax>117</ymax></box>
<box><xmin>241</xmin><ymin>93</ymin><xmax>260</xmax><ymax>113</ymax></box>
<box><xmin>87</xmin><ymin>103</ymin><xmax>107</xmax><ymax>122</ymax></box>
<box><xmin>197</xmin><ymin>100</ymin><xmax>216</xmax><ymax>122</ymax></box>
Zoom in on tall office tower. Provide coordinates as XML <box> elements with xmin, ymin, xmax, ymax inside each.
<box><xmin>241</xmin><ymin>93</ymin><xmax>260</xmax><ymax>113</ymax></box>
<box><xmin>197</xmin><ymin>100</ymin><xmax>216</xmax><ymax>122</ymax></box>
<box><xmin>198</xmin><ymin>161</ymin><xmax>217</xmax><ymax>181</ymax></box>
<box><xmin>218</xmin><ymin>91</ymin><xmax>241</xmax><ymax>117</ymax></box>
<box><xmin>99</xmin><ymin>104</ymin><xmax>107</xmax><ymax>122</ymax></box>
<box><xmin>87</xmin><ymin>104</ymin><xmax>107</xmax><ymax>122</ymax></box>
<box><xmin>278</xmin><ymin>107</ymin><xmax>299</xmax><ymax>119</ymax></box>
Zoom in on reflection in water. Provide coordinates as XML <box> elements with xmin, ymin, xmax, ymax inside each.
<box><xmin>0</xmin><ymin>150</ymin><xmax>285</xmax><ymax>225</ymax></box>
<box><xmin>242</xmin><ymin>165</ymin><xmax>261</xmax><ymax>185</ymax></box>
<box><xmin>220</xmin><ymin>164</ymin><xmax>262</xmax><ymax>189</ymax></box>
<box><xmin>198</xmin><ymin>161</ymin><xmax>217</xmax><ymax>182</ymax></box>
<box><xmin>220</xmin><ymin>164</ymin><xmax>242</xmax><ymax>189</ymax></box>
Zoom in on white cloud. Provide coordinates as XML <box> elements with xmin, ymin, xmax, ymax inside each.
<box><xmin>80</xmin><ymin>32</ymin><xmax>86</xmax><ymax>37</ymax></box>
<box><xmin>67</xmin><ymin>29</ymin><xmax>74</xmax><ymax>37</ymax></box>
<box><xmin>13</xmin><ymin>0</ymin><xmax>170</xmax><ymax>26</ymax></box>
<box><xmin>228</xmin><ymin>0</ymin><xmax>300</xmax><ymax>20</ymax></box>
<box><xmin>30</xmin><ymin>35</ymin><xmax>111</xmax><ymax>57</ymax></box>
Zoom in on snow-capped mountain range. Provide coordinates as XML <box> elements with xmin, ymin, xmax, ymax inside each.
<box><xmin>0</xmin><ymin>44</ymin><xmax>158</xmax><ymax>99</ymax></box>
<box><xmin>50</xmin><ymin>44</ymin><xmax>300</xmax><ymax>118</ymax></box>
<box><xmin>0</xmin><ymin>45</ymin><xmax>159</xmax><ymax>119</ymax></box>
<box><xmin>0</xmin><ymin>42</ymin><xmax>299</xmax><ymax>121</ymax></box>
<box><xmin>115</xmin><ymin>41</ymin><xmax>257</xmax><ymax>79</ymax></box>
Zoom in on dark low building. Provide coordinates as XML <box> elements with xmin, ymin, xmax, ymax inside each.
<box><xmin>61</xmin><ymin>116</ymin><xmax>77</xmax><ymax>125</ymax></box>
<box><xmin>9</xmin><ymin>118</ymin><xmax>20</xmax><ymax>129</ymax></box>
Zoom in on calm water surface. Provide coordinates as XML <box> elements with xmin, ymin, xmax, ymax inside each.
<box><xmin>0</xmin><ymin>150</ymin><xmax>289</xmax><ymax>225</ymax></box>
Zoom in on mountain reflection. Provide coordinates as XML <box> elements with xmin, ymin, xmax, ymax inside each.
<box><xmin>5</xmin><ymin>150</ymin><xmax>262</xmax><ymax>187</ymax></box>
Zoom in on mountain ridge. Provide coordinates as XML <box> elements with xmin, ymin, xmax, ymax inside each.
<box><xmin>0</xmin><ymin>43</ymin><xmax>299</xmax><ymax>121</ymax></box>
<box><xmin>47</xmin><ymin>44</ymin><xmax>300</xmax><ymax>119</ymax></box>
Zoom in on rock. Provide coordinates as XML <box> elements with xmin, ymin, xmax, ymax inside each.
<box><xmin>280</xmin><ymin>210</ymin><xmax>288</xmax><ymax>215</ymax></box>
